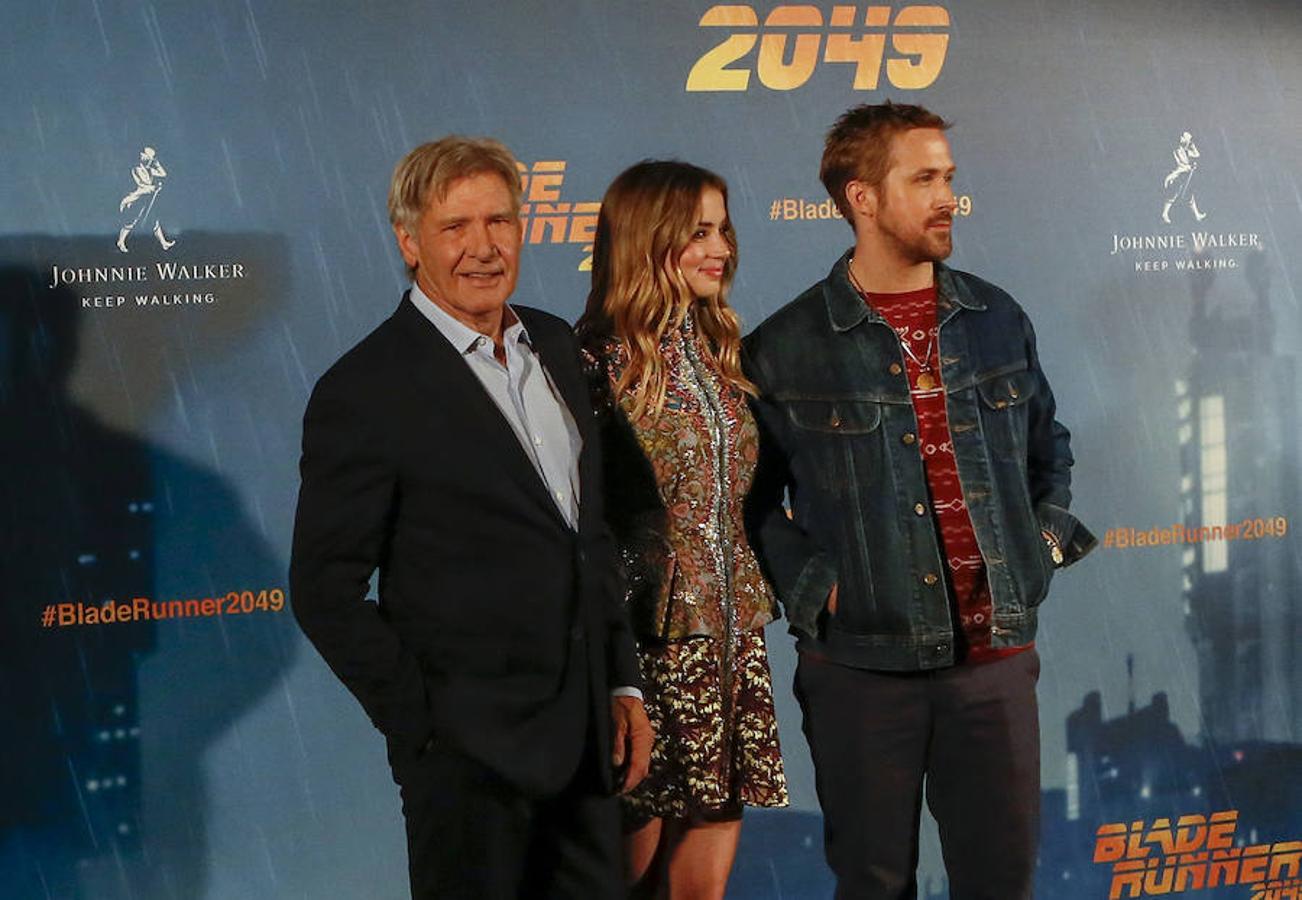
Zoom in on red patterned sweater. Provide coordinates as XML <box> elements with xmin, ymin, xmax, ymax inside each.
<box><xmin>863</xmin><ymin>284</ymin><xmax>1028</xmax><ymax>664</ymax></box>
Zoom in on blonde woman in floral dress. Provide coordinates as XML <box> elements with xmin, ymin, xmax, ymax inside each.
<box><xmin>577</xmin><ymin>160</ymin><xmax>787</xmax><ymax>899</ymax></box>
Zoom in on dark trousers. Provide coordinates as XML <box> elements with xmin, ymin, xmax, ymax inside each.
<box><xmin>392</xmin><ymin>740</ymin><xmax>621</xmax><ymax>900</ymax></box>
<box><xmin>795</xmin><ymin>648</ymin><xmax>1041</xmax><ymax>900</ymax></box>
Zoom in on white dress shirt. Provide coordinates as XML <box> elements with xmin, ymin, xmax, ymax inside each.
<box><xmin>410</xmin><ymin>283</ymin><xmax>582</xmax><ymax>529</ymax></box>
<box><xmin>410</xmin><ymin>286</ymin><xmax>642</xmax><ymax>701</ymax></box>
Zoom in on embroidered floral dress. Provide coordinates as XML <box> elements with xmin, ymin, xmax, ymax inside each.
<box><xmin>583</xmin><ymin>314</ymin><xmax>787</xmax><ymax>823</ymax></box>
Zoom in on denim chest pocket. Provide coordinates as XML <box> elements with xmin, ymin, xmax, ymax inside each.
<box><xmin>785</xmin><ymin>399</ymin><xmax>883</xmax><ymax>491</ymax></box>
<box><xmin>976</xmin><ymin>369</ymin><xmax>1039</xmax><ymax>459</ymax></box>
<box><xmin>787</xmin><ymin>399</ymin><xmax>881</xmax><ymax>434</ymax></box>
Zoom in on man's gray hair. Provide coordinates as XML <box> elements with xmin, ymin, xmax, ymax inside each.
<box><xmin>388</xmin><ymin>136</ymin><xmax>523</xmax><ymax>233</ymax></box>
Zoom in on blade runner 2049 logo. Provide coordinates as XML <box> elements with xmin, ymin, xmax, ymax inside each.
<box><xmin>44</xmin><ymin>145</ymin><xmax>252</xmax><ymax>311</ymax></box>
<box><xmin>1109</xmin><ymin>130</ymin><xmax>1264</xmax><ymax>276</ymax></box>
<box><xmin>517</xmin><ymin>159</ymin><xmax>601</xmax><ymax>271</ymax></box>
<box><xmin>1093</xmin><ymin>811</ymin><xmax>1301</xmax><ymax>899</ymax></box>
<box><xmin>684</xmin><ymin>4</ymin><xmax>950</xmax><ymax>92</ymax></box>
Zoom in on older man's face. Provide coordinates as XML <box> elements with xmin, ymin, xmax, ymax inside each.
<box><xmin>395</xmin><ymin>171</ymin><xmax>522</xmax><ymax>333</ymax></box>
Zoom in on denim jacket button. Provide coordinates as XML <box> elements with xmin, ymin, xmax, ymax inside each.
<box><xmin>889</xmin><ymin>362</ymin><xmax>903</xmax><ymax>376</ymax></box>
<box><xmin>922</xmin><ymin>573</ymin><xmax>939</xmax><ymax>586</ymax></box>
<box><xmin>913</xmin><ymin>502</ymin><xmax>927</xmax><ymax>516</ymax></box>
<box><xmin>902</xmin><ymin>432</ymin><xmax>916</xmax><ymax>445</ymax></box>
<box><xmin>830</xmin><ymin>412</ymin><xmax>842</xmax><ymax>428</ymax></box>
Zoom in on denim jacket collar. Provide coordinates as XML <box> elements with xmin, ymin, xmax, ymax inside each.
<box><xmin>823</xmin><ymin>250</ymin><xmax>987</xmax><ymax>334</ymax></box>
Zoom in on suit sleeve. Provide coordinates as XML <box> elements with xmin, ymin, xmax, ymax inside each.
<box><xmin>588</xmin><ymin>416</ymin><xmax>643</xmax><ymax>693</ymax></box>
<box><xmin>597</xmin><ymin>523</ymin><xmax>643</xmax><ymax>692</ymax></box>
<box><xmin>289</xmin><ymin>369</ymin><xmax>434</xmax><ymax>751</ymax></box>
<box><xmin>582</xmin><ymin>347</ymin><xmax>671</xmax><ymax>637</ymax></box>
<box><xmin>567</xmin><ymin>334</ymin><xmax>643</xmax><ymax>694</ymax></box>
<box><xmin>742</xmin><ymin>342</ymin><xmax>839</xmax><ymax>636</ymax></box>
<box><xmin>1021</xmin><ymin>310</ymin><xmax>1097</xmax><ymax>567</ymax></box>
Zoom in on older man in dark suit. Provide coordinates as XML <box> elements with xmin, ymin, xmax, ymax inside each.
<box><xmin>290</xmin><ymin>136</ymin><xmax>651</xmax><ymax>900</ymax></box>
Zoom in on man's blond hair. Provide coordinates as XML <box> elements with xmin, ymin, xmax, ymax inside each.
<box><xmin>388</xmin><ymin>136</ymin><xmax>522</xmax><ymax>277</ymax></box>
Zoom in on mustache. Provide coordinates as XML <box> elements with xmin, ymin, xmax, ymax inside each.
<box><xmin>927</xmin><ymin>214</ymin><xmax>953</xmax><ymax>227</ymax></box>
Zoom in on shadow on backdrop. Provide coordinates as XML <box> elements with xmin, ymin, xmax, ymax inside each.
<box><xmin>0</xmin><ymin>236</ymin><xmax>298</xmax><ymax>900</ymax></box>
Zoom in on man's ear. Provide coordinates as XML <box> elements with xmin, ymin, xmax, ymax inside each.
<box><xmin>394</xmin><ymin>221</ymin><xmax>419</xmax><ymax>269</ymax></box>
<box><xmin>844</xmin><ymin>180</ymin><xmax>877</xmax><ymax>226</ymax></box>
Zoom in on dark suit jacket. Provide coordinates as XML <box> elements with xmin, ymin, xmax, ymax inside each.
<box><xmin>290</xmin><ymin>296</ymin><xmax>640</xmax><ymax>797</ymax></box>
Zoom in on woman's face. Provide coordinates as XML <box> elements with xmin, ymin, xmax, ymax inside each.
<box><xmin>673</xmin><ymin>187</ymin><xmax>731</xmax><ymax>300</ymax></box>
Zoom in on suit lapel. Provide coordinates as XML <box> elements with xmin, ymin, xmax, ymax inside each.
<box><xmin>391</xmin><ymin>297</ymin><xmax>568</xmax><ymax>527</ymax></box>
<box><xmin>518</xmin><ymin>308</ymin><xmax>600</xmax><ymax>534</ymax></box>
<box><xmin>517</xmin><ymin>308</ymin><xmax>594</xmax><ymax>445</ymax></box>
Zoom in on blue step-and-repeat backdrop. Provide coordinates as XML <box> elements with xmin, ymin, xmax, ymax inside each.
<box><xmin>2</xmin><ymin>1</ymin><xmax>1300</xmax><ymax>897</ymax></box>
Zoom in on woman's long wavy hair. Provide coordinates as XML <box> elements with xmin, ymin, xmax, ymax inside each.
<box><xmin>577</xmin><ymin>160</ymin><xmax>755</xmax><ymax>420</ymax></box>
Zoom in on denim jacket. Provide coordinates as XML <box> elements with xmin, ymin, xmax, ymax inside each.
<box><xmin>743</xmin><ymin>253</ymin><xmax>1095</xmax><ymax>671</ymax></box>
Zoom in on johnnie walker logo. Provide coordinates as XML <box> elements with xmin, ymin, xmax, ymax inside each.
<box><xmin>1160</xmin><ymin>132</ymin><xmax>1207</xmax><ymax>225</ymax></box>
<box><xmin>116</xmin><ymin>146</ymin><xmax>176</xmax><ymax>253</ymax></box>
<box><xmin>1108</xmin><ymin>129</ymin><xmax>1262</xmax><ymax>275</ymax></box>
<box><xmin>41</xmin><ymin>145</ymin><xmax>252</xmax><ymax>311</ymax></box>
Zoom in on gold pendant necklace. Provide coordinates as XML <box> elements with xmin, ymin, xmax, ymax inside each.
<box><xmin>898</xmin><ymin>334</ymin><xmax>939</xmax><ymax>393</ymax></box>
<box><xmin>847</xmin><ymin>260</ymin><xmax>941</xmax><ymax>394</ymax></box>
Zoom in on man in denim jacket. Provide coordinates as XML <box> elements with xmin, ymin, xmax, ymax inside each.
<box><xmin>744</xmin><ymin>103</ymin><xmax>1095</xmax><ymax>899</ymax></box>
